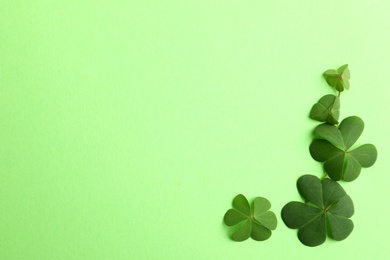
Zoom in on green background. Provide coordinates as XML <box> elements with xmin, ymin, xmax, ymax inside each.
<box><xmin>1</xmin><ymin>1</ymin><xmax>389</xmax><ymax>259</ymax></box>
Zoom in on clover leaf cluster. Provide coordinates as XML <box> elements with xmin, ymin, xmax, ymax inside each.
<box><xmin>223</xmin><ymin>64</ymin><xmax>377</xmax><ymax>246</ymax></box>
<box><xmin>324</xmin><ymin>64</ymin><xmax>350</xmax><ymax>92</ymax></box>
<box><xmin>282</xmin><ymin>64</ymin><xmax>378</xmax><ymax>246</ymax></box>
<box><xmin>282</xmin><ymin>175</ymin><xmax>354</xmax><ymax>246</ymax></box>
<box><xmin>224</xmin><ymin>194</ymin><xmax>277</xmax><ymax>242</ymax></box>
<box><xmin>310</xmin><ymin>116</ymin><xmax>377</xmax><ymax>181</ymax></box>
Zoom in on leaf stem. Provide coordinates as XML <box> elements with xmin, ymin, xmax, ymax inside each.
<box><xmin>321</xmin><ymin>173</ymin><xmax>328</xmax><ymax>182</ymax></box>
<box><xmin>337</xmin><ymin>92</ymin><xmax>340</xmax><ymax>128</ymax></box>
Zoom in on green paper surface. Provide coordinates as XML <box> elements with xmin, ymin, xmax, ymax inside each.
<box><xmin>1</xmin><ymin>1</ymin><xmax>389</xmax><ymax>259</ymax></box>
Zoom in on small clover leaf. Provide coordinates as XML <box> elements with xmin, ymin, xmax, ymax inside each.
<box><xmin>309</xmin><ymin>94</ymin><xmax>340</xmax><ymax>124</ymax></box>
<box><xmin>324</xmin><ymin>64</ymin><xmax>350</xmax><ymax>92</ymax></box>
<box><xmin>281</xmin><ymin>175</ymin><xmax>354</xmax><ymax>247</ymax></box>
<box><xmin>224</xmin><ymin>194</ymin><xmax>277</xmax><ymax>242</ymax></box>
<box><xmin>310</xmin><ymin>116</ymin><xmax>377</xmax><ymax>181</ymax></box>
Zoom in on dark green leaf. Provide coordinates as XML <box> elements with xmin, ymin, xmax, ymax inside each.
<box><xmin>314</xmin><ymin>124</ymin><xmax>345</xmax><ymax>149</ymax></box>
<box><xmin>310</xmin><ymin>139</ymin><xmax>343</xmax><ymax>162</ymax></box>
<box><xmin>281</xmin><ymin>202</ymin><xmax>322</xmax><ymax>229</ymax></box>
<box><xmin>298</xmin><ymin>213</ymin><xmax>326</xmax><ymax>247</ymax></box>
<box><xmin>328</xmin><ymin>195</ymin><xmax>354</xmax><ymax>218</ymax></box>
<box><xmin>251</xmin><ymin>222</ymin><xmax>272</xmax><ymax>241</ymax></box>
<box><xmin>310</xmin><ymin>103</ymin><xmax>330</xmax><ymax>122</ymax></box>
<box><xmin>326</xmin><ymin>114</ymin><xmax>339</xmax><ymax>125</ymax></box>
<box><xmin>282</xmin><ymin>175</ymin><xmax>354</xmax><ymax>247</ymax></box>
<box><xmin>326</xmin><ymin>76</ymin><xmax>344</xmax><ymax>92</ymax></box>
<box><xmin>339</xmin><ymin>116</ymin><xmax>364</xmax><ymax>149</ymax></box>
<box><xmin>324</xmin><ymin>65</ymin><xmax>350</xmax><ymax>92</ymax></box>
<box><xmin>309</xmin><ymin>95</ymin><xmax>340</xmax><ymax>124</ymax></box>
<box><xmin>324</xmin><ymin>152</ymin><xmax>345</xmax><ymax>181</ymax></box>
<box><xmin>349</xmin><ymin>144</ymin><xmax>377</xmax><ymax>167</ymax></box>
<box><xmin>327</xmin><ymin>213</ymin><xmax>354</xmax><ymax>241</ymax></box>
<box><xmin>233</xmin><ymin>194</ymin><xmax>250</xmax><ymax>216</ymax></box>
<box><xmin>224</xmin><ymin>209</ymin><xmax>249</xmax><ymax>226</ymax></box>
<box><xmin>324</xmin><ymin>69</ymin><xmax>338</xmax><ymax>77</ymax></box>
<box><xmin>322</xmin><ymin>179</ymin><xmax>347</xmax><ymax>208</ymax></box>
<box><xmin>343</xmin><ymin>154</ymin><xmax>361</xmax><ymax>182</ymax></box>
<box><xmin>297</xmin><ymin>175</ymin><xmax>324</xmax><ymax>208</ymax></box>
<box><xmin>311</xmin><ymin>117</ymin><xmax>376</xmax><ymax>181</ymax></box>
<box><xmin>232</xmin><ymin>220</ymin><xmax>252</xmax><ymax>241</ymax></box>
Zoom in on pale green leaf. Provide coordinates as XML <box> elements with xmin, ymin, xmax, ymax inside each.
<box><xmin>255</xmin><ymin>211</ymin><xmax>277</xmax><ymax>230</ymax></box>
<box><xmin>337</xmin><ymin>64</ymin><xmax>348</xmax><ymax>74</ymax></box>
<box><xmin>252</xmin><ymin>197</ymin><xmax>271</xmax><ymax>216</ymax></box>
<box><xmin>232</xmin><ymin>220</ymin><xmax>252</xmax><ymax>242</ymax></box>
<box><xmin>342</xmin><ymin>78</ymin><xmax>350</xmax><ymax>90</ymax></box>
<box><xmin>341</xmin><ymin>65</ymin><xmax>350</xmax><ymax>80</ymax></box>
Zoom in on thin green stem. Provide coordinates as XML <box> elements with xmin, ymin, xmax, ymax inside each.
<box><xmin>321</xmin><ymin>173</ymin><xmax>328</xmax><ymax>182</ymax></box>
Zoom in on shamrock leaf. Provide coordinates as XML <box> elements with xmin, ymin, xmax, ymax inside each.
<box><xmin>281</xmin><ymin>175</ymin><xmax>354</xmax><ymax>247</ymax></box>
<box><xmin>324</xmin><ymin>64</ymin><xmax>350</xmax><ymax>92</ymax></box>
<box><xmin>309</xmin><ymin>94</ymin><xmax>340</xmax><ymax>124</ymax></box>
<box><xmin>224</xmin><ymin>194</ymin><xmax>277</xmax><ymax>242</ymax></box>
<box><xmin>310</xmin><ymin>116</ymin><xmax>377</xmax><ymax>181</ymax></box>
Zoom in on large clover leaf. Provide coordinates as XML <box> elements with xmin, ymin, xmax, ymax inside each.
<box><xmin>324</xmin><ymin>64</ymin><xmax>350</xmax><ymax>92</ymax></box>
<box><xmin>310</xmin><ymin>116</ymin><xmax>377</xmax><ymax>181</ymax></box>
<box><xmin>281</xmin><ymin>175</ymin><xmax>354</xmax><ymax>247</ymax></box>
<box><xmin>224</xmin><ymin>194</ymin><xmax>277</xmax><ymax>241</ymax></box>
<box><xmin>309</xmin><ymin>94</ymin><xmax>340</xmax><ymax>124</ymax></box>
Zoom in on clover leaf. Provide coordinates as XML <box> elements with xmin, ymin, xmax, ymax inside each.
<box><xmin>310</xmin><ymin>116</ymin><xmax>377</xmax><ymax>181</ymax></box>
<box><xmin>224</xmin><ymin>194</ymin><xmax>277</xmax><ymax>241</ymax></box>
<box><xmin>309</xmin><ymin>94</ymin><xmax>340</xmax><ymax>124</ymax></box>
<box><xmin>281</xmin><ymin>175</ymin><xmax>354</xmax><ymax>247</ymax></box>
<box><xmin>324</xmin><ymin>64</ymin><xmax>350</xmax><ymax>92</ymax></box>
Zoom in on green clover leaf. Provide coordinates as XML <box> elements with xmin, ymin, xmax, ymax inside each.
<box><xmin>224</xmin><ymin>194</ymin><xmax>277</xmax><ymax>242</ymax></box>
<box><xmin>324</xmin><ymin>64</ymin><xmax>350</xmax><ymax>92</ymax></box>
<box><xmin>309</xmin><ymin>94</ymin><xmax>340</xmax><ymax>124</ymax></box>
<box><xmin>281</xmin><ymin>175</ymin><xmax>354</xmax><ymax>247</ymax></box>
<box><xmin>310</xmin><ymin>116</ymin><xmax>377</xmax><ymax>181</ymax></box>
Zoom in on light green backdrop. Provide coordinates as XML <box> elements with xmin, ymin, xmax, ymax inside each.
<box><xmin>1</xmin><ymin>1</ymin><xmax>389</xmax><ymax>259</ymax></box>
